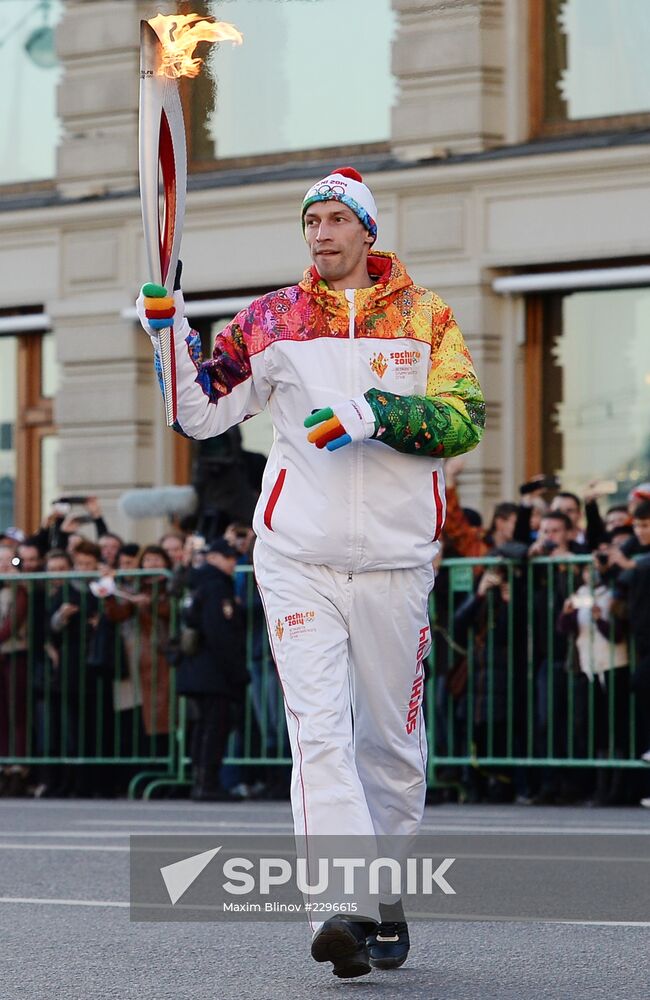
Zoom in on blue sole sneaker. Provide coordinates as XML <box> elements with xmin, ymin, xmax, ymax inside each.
<box><xmin>367</xmin><ymin>914</ymin><xmax>410</xmax><ymax>970</ymax></box>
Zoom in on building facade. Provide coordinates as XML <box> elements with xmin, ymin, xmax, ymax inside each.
<box><xmin>1</xmin><ymin>0</ymin><xmax>649</xmax><ymax>539</ymax></box>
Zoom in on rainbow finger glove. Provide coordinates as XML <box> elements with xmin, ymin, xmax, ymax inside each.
<box><xmin>135</xmin><ymin>262</ymin><xmax>187</xmax><ymax>351</ymax></box>
<box><xmin>305</xmin><ymin>396</ymin><xmax>377</xmax><ymax>452</ymax></box>
<box><xmin>136</xmin><ymin>281</ymin><xmax>176</xmax><ymax>341</ymax></box>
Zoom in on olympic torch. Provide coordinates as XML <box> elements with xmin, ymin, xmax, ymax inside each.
<box><xmin>138</xmin><ymin>12</ymin><xmax>242</xmax><ymax>426</ymax></box>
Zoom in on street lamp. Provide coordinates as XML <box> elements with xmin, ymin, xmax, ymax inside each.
<box><xmin>0</xmin><ymin>0</ymin><xmax>58</xmax><ymax>69</ymax></box>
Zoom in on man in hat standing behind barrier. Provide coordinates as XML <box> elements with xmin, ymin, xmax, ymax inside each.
<box><xmin>176</xmin><ymin>537</ymin><xmax>248</xmax><ymax>802</ymax></box>
<box><xmin>137</xmin><ymin>167</ymin><xmax>485</xmax><ymax>977</ymax></box>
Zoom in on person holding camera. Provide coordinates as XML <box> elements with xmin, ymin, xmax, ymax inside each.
<box><xmin>529</xmin><ymin>511</ymin><xmax>588</xmax><ymax>803</ymax></box>
<box><xmin>453</xmin><ymin>546</ymin><xmax>528</xmax><ymax>803</ymax></box>
<box><xmin>33</xmin><ymin>496</ymin><xmax>109</xmax><ymax>556</ymax></box>
<box><xmin>103</xmin><ymin>545</ymin><xmax>173</xmax><ymax>753</ymax></box>
<box><xmin>514</xmin><ymin>475</ymin><xmax>554</xmax><ymax>546</ymax></box>
<box><xmin>557</xmin><ymin>560</ymin><xmax>630</xmax><ymax>804</ymax></box>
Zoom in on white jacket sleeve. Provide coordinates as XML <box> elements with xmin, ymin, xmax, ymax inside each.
<box><xmin>157</xmin><ymin>293</ymin><xmax>270</xmax><ymax>440</ymax></box>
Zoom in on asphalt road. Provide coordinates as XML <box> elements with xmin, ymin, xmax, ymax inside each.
<box><xmin>0</xmin><ymin>799</ymin><xmax>648</xmax><ymax>1000</ymax></box>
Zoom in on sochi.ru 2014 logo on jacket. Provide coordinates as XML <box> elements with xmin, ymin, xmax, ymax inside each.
<box><xmin>370</xmin><ymin>349</ymin><xmax>422</xmax><ymax>382</ymax></box>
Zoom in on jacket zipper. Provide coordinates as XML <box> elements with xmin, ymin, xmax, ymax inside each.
<box><xmin>345</xmin><ymin>288</ymin><xmax>361</xmax><ymax>574</ymax></box>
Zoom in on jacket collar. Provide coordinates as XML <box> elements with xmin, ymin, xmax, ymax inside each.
<box><xmin>299</xmin><ymin>251</ymin><xmax>413</xmax><ymax>309</ymax></box>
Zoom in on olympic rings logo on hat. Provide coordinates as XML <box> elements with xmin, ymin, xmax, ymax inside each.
<box><xmin>315</xmin><ymin>182</ymin><xmax>346</xmax><ymax>196</ymax></box>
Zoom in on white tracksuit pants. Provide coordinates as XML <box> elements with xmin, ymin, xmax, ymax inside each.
<box><xmin>254</xmin><ymin>539</ymin><xmax>434</xmax><ymax>851</ymax></box>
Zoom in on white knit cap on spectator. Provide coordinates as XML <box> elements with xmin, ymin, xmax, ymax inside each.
<box><xmin>301</xmin><ymin>166</ymin><xmax>378</xmax><ymax>243</ymax></box>
<box><xmin>630</xmin><ymin>482</ymin><xmax>650</xmax><ymax>502</ymax></box>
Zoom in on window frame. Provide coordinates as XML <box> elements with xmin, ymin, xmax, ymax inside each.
<box><xmin>0</xmin><ymin>0</ymin><xmax>63</xmax><ymax>194</ymax></box>
<box><xmin>524</xmin><ymin>295</ymin><xmax>544</xmax><ymax>478</ymax></box>
<box><xmin>178</xmin><ymin>0</ymin><xmax>391</xmax><ymax>174</ymax></box>
<box><xmin>524</xmin><ymin>265</ymin><xmax>650</xmax><ymax>482</ymax></box>
<box><xmin>0</xmin><ymin>178</ymin><xmax>57</xmax><ymax>199</ymax></box>
<box><xmin>529</xmin><ymin>0</ymin><xmax>650</xmax><ymax>138</ymax></box>
<box><xmin>0</xmin><ymin>321</ymin><xmax>56</xmax><ymax>532</ymax></box>
<box><xmin>186</xmin><ymin>130</ymin><xmax>390</xmax><ymax>176</ymax></box>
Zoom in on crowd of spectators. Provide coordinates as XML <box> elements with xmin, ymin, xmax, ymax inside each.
<box><xmin>1</xmin><ymin>471</ymin><xmax>649</xmax><ymax>807</ymax></box>
<box><xmin>436</xmin><ymin>459</ymin><xmax>650</xmax><ymax>807</ymax></box>
<box><xmin>0</xmin><ymin>498</ymin><xmax>279</xmax><ymax>801</ymax></box>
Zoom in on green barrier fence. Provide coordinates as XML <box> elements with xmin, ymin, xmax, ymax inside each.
<box><xmin>0</xmin><ymin>569</ymin><xmax>178</xmax><ymax>799</ymax></box>
<box><xmin>0</xmin><ymin>557</ymin><xmax>647</xmax><ymax>801</ymax></box>
<box><xmin>427</xmin><ymin>556</ymin><xmax>647</xmax><ymax>803</ymax></box>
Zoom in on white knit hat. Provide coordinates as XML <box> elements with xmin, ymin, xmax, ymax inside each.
<box><xmin>301</xmin><ymin>166</ymin><xmax>378</xmax><ymax>243</ymax></box>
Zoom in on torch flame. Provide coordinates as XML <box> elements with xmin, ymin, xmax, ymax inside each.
<box><xmin>148</xmin><ymin>12</ymin><xmax>242</xmax><ymax>79</ymax></box>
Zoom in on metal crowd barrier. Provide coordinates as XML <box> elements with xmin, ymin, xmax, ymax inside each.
<box><xmin>0</xmin><ymin>558</ymin><xmax>647</xmax><ymax>800</ymax></box>
<box><xmin>0</xmin><ymin>569</ymin><xmax>178</xmax><ymax>799</ymax></box>
<box><xmin>426</xmin><ymin>556</ymin><xmax>647</xmax><ymax>800</ymax></box>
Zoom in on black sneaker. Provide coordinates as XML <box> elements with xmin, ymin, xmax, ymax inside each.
<box><xmin>367</xmin><ymin>920</ymin><xmax>410</xmax><ymax>970</ymax></box>
<box><xmin>311</xmin><ymin>917</ymin><xmax>372</xmax><ymax>979</ymax></box>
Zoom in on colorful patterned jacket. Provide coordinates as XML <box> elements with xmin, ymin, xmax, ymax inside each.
<box><xmin>160</xmin><ymin>251</ymin><xmax>485</xmax><ymax>573</ymax></box>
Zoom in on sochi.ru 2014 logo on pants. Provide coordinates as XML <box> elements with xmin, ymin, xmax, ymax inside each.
<box><xmin>275</xmin><ymin>611</ymin><xmax>317</xmax><ymax>642</ymax></box>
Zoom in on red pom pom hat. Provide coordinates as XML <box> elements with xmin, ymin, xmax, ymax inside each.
<box><xmin>301</xmin><ymin>166</ymin><xmax>378</xmax><ymax>243</ymax></box>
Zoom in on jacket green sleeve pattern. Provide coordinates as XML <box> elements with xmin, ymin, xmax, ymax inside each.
<box><xmin>364</xmin><ymin>308</ymin><xmax>485</xmax><ymax>457</ymax></box>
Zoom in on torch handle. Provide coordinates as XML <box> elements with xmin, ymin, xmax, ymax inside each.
<box><xmin>157</xmin><ymin>327</ymin><xmax>176</xmax><ymax>427</ymax></box>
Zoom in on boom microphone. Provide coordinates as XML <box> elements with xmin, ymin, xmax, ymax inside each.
<box><xmin>119</xmin><ymin>486</ymin><xmax>198</xmax><ymax>520</ymax></box>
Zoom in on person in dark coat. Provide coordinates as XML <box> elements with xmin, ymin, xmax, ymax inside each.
<box><xmin>609</xmin><ymin>501</ymin><xmax>650</xmax><ymax>804</ymax></box>
<box><xmin>452</xmin><ymin>543</ymin><xmax>529</xmax><ymax>802</ymax></box>
<box><xmin>178</xmin><ymin>537</ymin><xmax>249</xmax><ymax>801</ymax></box>
<box><xmin>49</xmin><ymin>540</ymin><xmax>110</xmax><ymax>796</ymax></box>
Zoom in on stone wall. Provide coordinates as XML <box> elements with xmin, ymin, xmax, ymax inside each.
<box><xmin>0</xmin><ymin>0</ymin><xmax>648</xmax><ymax>536</ymax></box>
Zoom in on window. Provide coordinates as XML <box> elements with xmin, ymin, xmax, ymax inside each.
<box><xmin>0</xmin><ymin>323</ymin><xmax>59</xmax><ymax>532</ymax></box>
<box><xmin>187</xmin><ymin>0</ymin><xmax>396</xmax><ymax>168</ymax></box>
<box><xmin>530</xmin><ymin>0</ymin><xmax>650</xmax><ymax>135</ymax></box>
<box><xmin>526</xmin><ymin>286</ymin><xmax>650</xmax><ymax>501</ymax></box>
<box><xmin>0</xmin><ymin>338</ymin><xmax>18</xmax><ymax>528</ymax></box>
<box><xmin>0</xmin><ymin>0</ymin><xmax>63</xmax><ymax>188</ymax></box>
